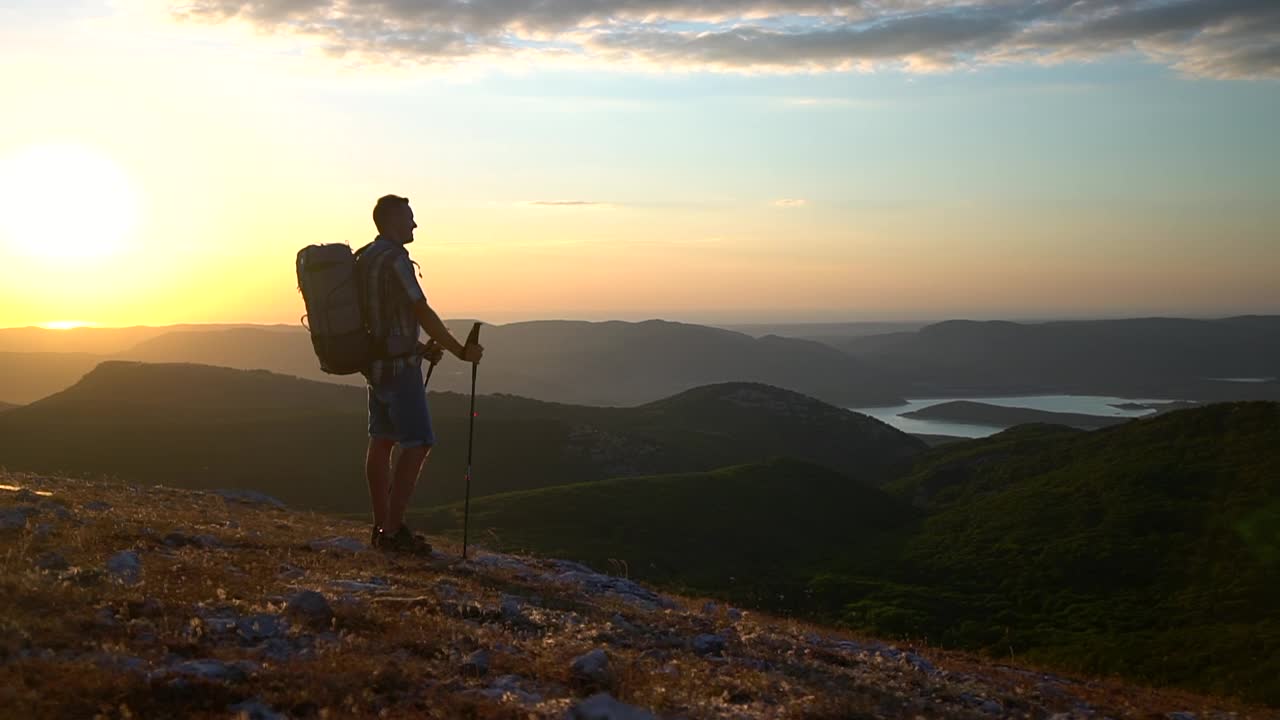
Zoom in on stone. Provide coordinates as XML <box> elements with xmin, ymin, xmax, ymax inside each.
<box><xmin>95</xmin><ymin>606</ymin><xmax>119</xmax><ymax>627</ymax></box>
<box><xmin>692</xmin><ymin>633</ymin><xmax>727</xmax><ymax>656</ymax></box>
<box><xmin>553</xmin><ymin>570</ymin><xmax>676</xmax><ymax>611</ymax></box>
<box><xmin>228</xmin><ymin>698</ymin><xmax>287</xmax><ymax>720</ymax></box>
<box><xmin>331</xmin><ymin>578</ymin><xmax>391</xmax><ymax>593</ymax></box>
<box><xmin>93</xmin><ymin>654</ymin><xmax>148</xmax><ymax>674</ymax></box>
<box><xmin>13</xmin><ymin>488</ymin><xmax>39</xmax><ymax>503</ymax></box>
<box><xmin>0</xmin><ymin>506</ymin><xmax>37</xmax><ymax>531</ymax></box>
<box><xmin>479</xmin><ymin>675</ymin><xmax>542</xmax><ymax>705</ymax></box>
<box><xmin>1167</xmin><ymin>714</ymin><xmax>1197</xmax><ymax>720</ymax></box>
<box><xmin>83</xmin><ymin>500</ymin><xmax>111</xmax><ymax>512</ymax></box>
<box><xmin>39</xmin><ymin>501</ymin><xmax>74</xmax><ymax>520</ymax></box>
<box><xmin>286</xmin><ymin>590</ymin><xmax>334</xmax><ymax>628</ymax></box>
<box><xmin>980</xmin><ymin>700</ymin><xmax>1004</xmax><ymax>715</ymax></box>
<box><xmin>212</xmin><ymin>489</ymin><xmax>286</xmax><ymax>509</ymax></box>
<box><xmin>34</xmin><ymin>551</ymin><xmax>68</xmax><ymax>571</ymax></box>
<box><xmin>170</xmin><ymin>658</ymin><xmax>250</xmax><ymax>683</ymax></box>
<box><xmin>472</xmin><ymin>552</ymin><xmax>537</xmax><ymax>575</ymax></box>
<box><xmin>905</xmin><ymin>652</ymin><xmax>936</xmax><ymax>674</ymax></box>
<box><xmin>106</xmin><ymin>550</ymin><xmax>142</xmax><ymax>585</ymax></box>
<box><xmin>568</xmin><ymin>693</ymin><xmax>657</xmax><ymax>720</ymax></box>
<box><xmin>127</xmin><ymin>618</ymin><xmax>157</xmax><ymax>644</ymax></box>
<box><xmin>500</xmin><ymin>595</ymin><xmax>525</xmax><ymax>621</ymax></box>
<box><xmin>551</xmin><ymin>559</ymin><xmax>595</xmax><ymax>574</ymax></box>
<box><xmin>236</xmin><ymin>614</ymin><xmax>285</xmax><ymax>642</ymax></box>
<box><xmin>306</xmin><ymin>536</ymin><xmax>365</xmax><ymax>554</ymax></box>
<box><xmin>163</xmin><ymin>531</ymin><xmax>222</xmax><ymax>549</ymax></box>
<box><xmin>462</xmin><ymin>649</ymin><xmax>490</xmax><ymax>677</ymax></box>
<box><xmin>277</xmin><ymin>563</ymin><xmax>305</xmax><ymax>580</ymax></box>
<box><xmin>571</xmin><ymin>649</ymin><xmax>614</xmax><ymax>689</ymax></box>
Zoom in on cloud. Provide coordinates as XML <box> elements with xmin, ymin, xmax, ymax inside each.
<box><xmin>519</xmin><ymin>200</ymin><xmax>616</xmax><ymax>209</ymax></box>
<box><xmin>773</xmin><ymin>198</ymin><xmax>808</xmax><ymax>208</ymax></box>
<box><xmin>169</xmin><ymin>0</ymin><xmax>1280</xmax><ymax>79</ymax></box>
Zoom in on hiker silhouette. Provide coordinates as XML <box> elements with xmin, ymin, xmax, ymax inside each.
<box><xmin>359</xmin><ymin>194</ymin><xmax>483</xmax><ymax>554</ymax></box>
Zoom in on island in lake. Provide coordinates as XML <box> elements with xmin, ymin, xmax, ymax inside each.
<box><xmin>1110</xmin><ymin>401</ymin><xmax>1200</xmax><ymax>413</ymax></box>
<box><xmin>901</xmin><ymin>401</ymin><xmax>1129</xmax><ymax>430</ymax></box>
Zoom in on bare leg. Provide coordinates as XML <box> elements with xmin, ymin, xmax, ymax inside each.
<box><xmin>385</xmin><ymin>445</ymin><xmax>431</xmax><ymax>534</ymax></box>
<box><xmin>365</xmin><ymin>437</ymin><xmax>396</xmax><ymax>528</ymax></box>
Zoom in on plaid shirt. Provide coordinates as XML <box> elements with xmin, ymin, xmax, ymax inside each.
<box><xmin>359</xmin><ymin>236</ymin><xmax>427</xmax><ymax>386</ymax></box>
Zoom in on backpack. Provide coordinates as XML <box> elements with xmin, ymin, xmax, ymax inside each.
<box><xmin>295</xmin><ymin>243</ymin><xmax>375</xmax><ymax>375</ymax></box>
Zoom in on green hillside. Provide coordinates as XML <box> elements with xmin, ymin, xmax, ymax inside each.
<box><xmin>415</xmin><ymin>403</ymin><xmax>1280</xmax><ymax>704</ymax></box>
<box><xmin>877</xmin><ymin>403</ymin><xmax>1280</xmax><ymax>701</ymax></box>
<box><xmin>417</xmin><ymin>458</ymin><xmax>915</xmax><ymax>600</ymax></box>
<box><xmin>0</xmin><ymin>362</ymin><xmax>921</xmax><ymax>511</ymax></box>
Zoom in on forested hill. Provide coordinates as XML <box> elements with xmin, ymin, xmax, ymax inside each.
<box><xmin>421</xmin><ymin>403</ymin><xmax>1280</xmax><ymax>705</ymax></box>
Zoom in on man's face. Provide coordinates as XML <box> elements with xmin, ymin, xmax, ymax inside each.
<box><xmin>394</xmin><ymin>205</ymin><xmax>417</xmax><ymax>244</ymax></box>
<box><xmin>383</xmin><ymin>203</ymin><xmax>418</xmax><ymax>244</ymax></box>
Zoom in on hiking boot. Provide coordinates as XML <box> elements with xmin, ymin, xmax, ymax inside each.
<box><xmin>380</xmin><ymin>525</ymin><xmax>433</xmax><ymax>555</ymax></box>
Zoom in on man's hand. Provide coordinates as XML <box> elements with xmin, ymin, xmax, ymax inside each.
<box><xmin>422</xmin><ymin>340</ymin><xmax>445</xmax><ymax>365</ymax></box>
<box><xmin>460</xmin><ymin>342</ymin><xmax>484</xmax><ymax>364</ymax></box>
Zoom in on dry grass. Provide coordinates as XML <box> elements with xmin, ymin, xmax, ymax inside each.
<box><xmin>0</xmin><ymin>471</ymin><xmax>1269</xmax><ymax>720</ymax></box>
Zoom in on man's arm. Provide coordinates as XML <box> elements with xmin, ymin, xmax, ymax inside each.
<box><xmin>412</xmin><ymin>300</ymin><xmax>482</xmax><ymax>362</ymax></box>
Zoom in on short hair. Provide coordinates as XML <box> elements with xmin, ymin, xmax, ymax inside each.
<box><xmin>373</xmin><ymin>194</ymin><xmax>410</xmax><ymax>233</ymax></box>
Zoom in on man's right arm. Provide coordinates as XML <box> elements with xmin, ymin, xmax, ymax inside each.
<box><xmin>412</xmin><ymin>300</ymin><xmax>482</xmax><ymax>362</ymax></box>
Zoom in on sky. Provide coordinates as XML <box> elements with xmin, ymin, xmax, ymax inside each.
<box><xmin>0</xmin><ymin>0</ymin><xmax>1277</xmax><ymax>328</ymax></box>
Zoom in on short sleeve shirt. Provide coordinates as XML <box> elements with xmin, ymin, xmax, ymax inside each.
<box><xmin>360</xmin><ymin>236</ymin><xmax>426</xmax><ymax>385</ymax></box>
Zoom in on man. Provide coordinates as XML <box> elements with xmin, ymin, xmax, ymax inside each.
<box><xmin>358</xmin><ymin>194</ymin><xmax>483</xmax><ymax>553</ymax></box>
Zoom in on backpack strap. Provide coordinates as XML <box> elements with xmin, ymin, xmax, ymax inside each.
<box><xmin>355</xmin><ymin>242</ymin><xmax>414</xmax><ymax>361</ymax></box>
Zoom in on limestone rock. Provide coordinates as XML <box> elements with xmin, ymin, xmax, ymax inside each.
<box><xmin>691</xmin><ymin>633</ymin><xmax>726</xmax><ymax>656</ymax></box>
<box><xmin>306</xmin><ymin>536</ymin><xmax>365</xmax><ymax>554</ymax></box>
<box><xmin>106</xmin><ymin>550</ymin><xmax>142</xmax><ymax>585</ymax></box>
<box><xmin>228</xmin><ymin>698</ymin><xmax>287</xmax><ymax>720</ymax></box>
<box><xmin>34</xmin><ymin>551</ymin><xmax>68</xmax><ymax>571</ymax></box>
<box><xmin>571</xmin><ymin>648</ymin><xmax>614</xmax><ymax>689</ymax></box>
<box><xmin>286</xmin><ymin>590</ymin><xmax>333</xmax><ymax>628</ymax></box>
<box><xmin>463</xmin><ymin>649</ymin><xmax>490</xmax><ymax>677</ymax></box>
<box><xmin>0</xmin><ymin>506</ymin><xmax>37</xmax><ymax>531</ymax></box>
<box><xmin>567</xmin><ymin>693</ymin><xmax>657</xmax><ymax>720</ymax></box>
<box><xmin>213</xmin><ymin>489</ymin><xmax>286</xmax><ymax>509</ymax></box>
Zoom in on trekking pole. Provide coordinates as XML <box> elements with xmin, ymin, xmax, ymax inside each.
<box><xmin>422</xmin><ymin>340</ymin><xmax>441</xmax><ymax>388</ymax></box>
<box><xmin>461</xmin><ymin>322</ymin><xmax>482</xmax><ymax>560</ymax></box>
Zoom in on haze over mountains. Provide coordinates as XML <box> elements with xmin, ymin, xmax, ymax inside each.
<box><xmin>839</xmin><ymin>316</ymin><xmax>1280</xmax><ymax>401</ymax></box>
<box><xmin>3</xmin><ymin>315</ymin><xmax>1277</xmax><ymax>408</ymax></box>
<box><xmin>0</xmin><ymin>321</ymin><xmax>906</xmax><ymax>407</ymax></box>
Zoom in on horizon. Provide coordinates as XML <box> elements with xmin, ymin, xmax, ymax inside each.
<box><xmin>7</xmin><ymin>308</ymin><xmax>1280</xmax><ymax>334</ymax></box>
<box><xmin>2</xmin><ymin>1</ymin><xmax>1279</xmax><ymax>328</ymax></box>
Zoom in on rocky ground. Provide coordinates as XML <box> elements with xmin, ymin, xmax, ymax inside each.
<box><xmin>0</xmin><ymin>472</ymin><xmax>1268</xmax><ymax>719</ymax></box>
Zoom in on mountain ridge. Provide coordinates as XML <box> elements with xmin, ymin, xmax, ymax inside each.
<box><xmin>0</xmin><ymin>361</ymin><xmax>923</xmax><ymax>510</ymax></box>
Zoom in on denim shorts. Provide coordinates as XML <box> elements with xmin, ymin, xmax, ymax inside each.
<box><xmin>367</xmin><ymin>364</ymin><xmax>435</xmax><ymax>448</ymax></box>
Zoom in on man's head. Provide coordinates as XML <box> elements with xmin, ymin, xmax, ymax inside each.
<box><xmin>373</xmin><ymin>194</ymin><xmax>417</xmax><ymax>244</ymax></box>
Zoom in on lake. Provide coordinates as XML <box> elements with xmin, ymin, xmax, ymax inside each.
<box><xmin>849</xmin><ymin>394</ymin><xmax>1177</xmax><ymax>439</ymax></box>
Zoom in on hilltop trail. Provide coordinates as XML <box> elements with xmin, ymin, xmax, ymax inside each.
<box><xmin>0</xmin><ymin>473</ymin><xmax>1260</xmax><ymax>719</ymax></box>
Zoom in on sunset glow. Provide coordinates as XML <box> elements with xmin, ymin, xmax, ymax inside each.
<box><xmin>0</xmin><ymin>0</ymin><xmax>1276</xmax><ymax>328</ymax></box>
<box><xmin>0</xmin><ymin>144</ymin><xmax>142</xmax><ymax>261</ymax></box>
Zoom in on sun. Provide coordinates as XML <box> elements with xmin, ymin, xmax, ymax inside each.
<box><xmin>0</xmin><ymin>144</ymin><xmax>142</xmax><ymax>260</ymax></box>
